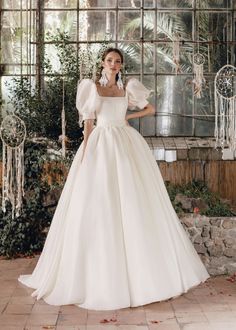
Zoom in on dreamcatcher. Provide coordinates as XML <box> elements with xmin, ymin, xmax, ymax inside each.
<box><xmin>214</xmin><ymin>0</ymin><xmax>236</xmax><ymax>152</ymax></box>
<box><xmin>214</xmin><ymin>64</ymin><xmax>236</xmax><ymax>151</ymax></box>
<box><xmin>0</xmin><ymin>114</ymin><xmax>26</xmax><ymax>219</ymax></box>
<box><xmin>193</xmin><ymin>53</ymin><xmax>206</xmax><ymax>98</ymax></box>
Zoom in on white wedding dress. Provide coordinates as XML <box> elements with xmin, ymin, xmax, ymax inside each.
<box><xmin>18</xmin><ymin>78</ymin><xmax>210</xmax><ymax>311</ymax></box>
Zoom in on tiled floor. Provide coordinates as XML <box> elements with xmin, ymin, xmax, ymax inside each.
<box><xmin>0</xmin><ymin>256</ymin><xmax>236</xmax><ymax>330</ymax></box>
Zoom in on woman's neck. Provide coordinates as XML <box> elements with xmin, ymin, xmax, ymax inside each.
<box><xmin>105</xmin><ymin>73</ymin><xmax>116</xmax><ymax>88</ymax></box>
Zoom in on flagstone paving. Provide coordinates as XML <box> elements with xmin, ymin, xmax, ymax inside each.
<box><xmin>0</xmin><ymin>256</ymin><xmax>236</xmax><ymax>330</ymax></box>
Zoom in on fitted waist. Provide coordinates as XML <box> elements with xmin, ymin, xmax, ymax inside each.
<box><xmin>96</xmin><ymin>119</ymin><xmax>127</xmax><ymax>127</ymax></box>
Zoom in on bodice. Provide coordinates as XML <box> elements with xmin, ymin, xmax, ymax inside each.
<box><xmin>95</xmin><ymin>94</ymin><xmax>128</xmax><ymax>127</ymax></box>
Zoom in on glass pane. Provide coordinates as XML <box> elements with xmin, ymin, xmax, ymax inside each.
<box><xmin>44</xmin><ymin>11</ymin><xmax>77</xmax><ymax>41</ymax></box>
<box><xmin>3</xmin><ymin>63</ymin><xmax>36</xmax><ymax>75</ymax></box>
<box><xmin>44</xmin><ymin>0</ymin><xmax>77</xmax><ymax>8</ymax></box>
<box><xmin>118</xmin><ymin>11</ymin><xmax>140</xmax><ymax>40</ymax></box>
<box><xmin>156</xmin><ymin>0</ymin><xmax>192</xmax><ymax>8</ymax></box>
<box><xmin>144</xmin><ymin>43</ymin><xmax>154</xmax><ymax>73</ymax></box>
<box><xmin>144</xmin><ymin>11</ymin><xmax>154</xmax><ymax>40</ymax></box>
<box><xmin>196</xmin><ymin>0</ymin><xmax>233</xmax><ymax>8</ymax></box>
<box><xmin>156</xmin><ymin>44</ymin><xmax>192</xmax><ymax>74</ymax></box>
<box><xmin>156</xmin><ymin>75</ymin><xmax>193</xmax><ymax>136</ymax></box>
<box><xmin>81</xmin><ymin>0</ymin><xmax>116</xmax><ymax>7</ymax></box>
<box><xmin>141</xmin><ymin>75</ymin><xmax>156</xmax><ymax>136</ymax></box>
<box><xmin>156</xmin><ymin>12</ymin><xmax>192</xmax><ymax>40</ymax></box>
<box><xmin>119</xmin><ymin>43</ymin><xmax>140</xmax><ymax>74</ymax></box>
<box><xmin>79</xmin><ymin>11</ymin><xmax>115</xmax><ymax>41</ymax></box>
<box><xmin>144</xmin><ymin>0</ymin><xmax>155</xmax><ymax>8</ymax></box>
<box><xmin>1</xmin><ymin>11</ymin><xmax>37</xmax><ymax>66</ymax></box>
<box><xmin>194</xmin><ymin>77</ymin><xmax>215</xmax><ymax>136</ymax></box>
<box><xmin>1</xmin><ymin>76</ymin><xmax>17</xmax><ymax>114</ymax></box>
<box><xmin>197</xmin><ymin>12</ymin><xmax>231</xmax><ymax>73</ymax></box>
<box><xmin>2</xmin><ymin>0</ymin><xmax>36</xmax><ymax>9</ymax></box>
<box><xmin>119</xmin><ymin>0</ymin><xmax>141</xmax><ymax>7</ymax></box>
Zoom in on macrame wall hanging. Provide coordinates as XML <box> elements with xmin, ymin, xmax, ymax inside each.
<box><xmin>214</xmin><ymin>64</ymin><xmax>236</xmax><ymax>151</ymax></box>
<box><xmin>60</xmin><ymin>74</ymin><xmax>66</xmax><ymax>157</ymax></box>
<box><xmin>193</xmin><ymin>53</ymin><xmax>206</xmax><ymax>99</ymax></box>
<box><xmin>214</xmin><ymin>1</ymin><xmax>236</xmax><ymax>152</ymax></box>
<box><xmin>0</xmin><ymin>114</ymin><xmax>26</xmax><ymax>219</ymax></box>
<box><xmin>173</xmin><ymin>33</ymin><xmax>180</xmax><ymax>74</ymax></box>
<box><xmin>192</xmin><ymin>9</ymin><xmax>206</xmax><ymax>99</ymax></box>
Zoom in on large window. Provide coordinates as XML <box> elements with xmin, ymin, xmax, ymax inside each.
<box><xmin>0</xmin><ymin>0</ymin><xmax>235</xmax><ymax>136</ymax></box>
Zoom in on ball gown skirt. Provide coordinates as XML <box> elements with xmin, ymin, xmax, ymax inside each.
<box><xmin>18</xmin><ymin>83</ymin><xmax>210</xmax><ymax>311</ymax></box>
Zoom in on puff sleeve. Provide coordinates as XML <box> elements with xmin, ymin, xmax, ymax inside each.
<box><xmin>126</xmin><ymin>78</ymin><xmax>152</xmax><ymax>110</ymax></box>
<box><xmin>76</xmin><ymin>79</ymin><xmax>97</xmax><ymax>127</ymax></box>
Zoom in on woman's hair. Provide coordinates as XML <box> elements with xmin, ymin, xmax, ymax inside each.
<box><xmin>96</xmin><ymin>47</ymin><xmax>124</xmax><ymax>83</ymax></box>
<box><xmin>101</xmin><ymin>47</ymin><xmax>124</xmax><ymax>64</ymax></box>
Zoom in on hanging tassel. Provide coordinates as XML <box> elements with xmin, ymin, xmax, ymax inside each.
<box><xmin>193</xmin><ymin>53</ymin><xmax>206</xmax><ymax>99</ymax></box>
<box><xmin>2</xmin><ymin>143</ymin><xmax>25</xmax><ymax>219</ymax></box>
<box><xmin>60</xmin><ymin>77</ymin><xmax>67</xmax><ymax>158</ymax></box>
<box><xmin>173</xmin><ymin>34</ymin><xmax>180</xmax><ymax>74</ymax></box>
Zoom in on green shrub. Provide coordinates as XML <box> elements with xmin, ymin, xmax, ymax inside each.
<box><xmin>165</xmin><ymin>180</ymin><xmax>235</xmax><ymax>217</ymax></box>
<box><xmin>0</xmin><ymin>141</ymin><xmax>52</xmax><ymax>258</ymax></box>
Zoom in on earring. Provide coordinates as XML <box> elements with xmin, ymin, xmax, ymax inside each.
<box><xmin>117</xmin><ymin>71</ymin><xmax>124</xmax><ymax>90</ymax></box>
<box><xmin>99</xmin><ymin>69</ymin><xmax>108</xmax><ymax>87</ymax></box>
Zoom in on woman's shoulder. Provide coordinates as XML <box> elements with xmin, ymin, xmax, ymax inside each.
<box><xmin>125</xmin><ymin>77</ymin><xmax>150</xmax><ymax>93</ymax></box>
<box><xmin>125</xmin><ymin>77</ymin><xmax>139</xmax><ymax>88</ymax></box>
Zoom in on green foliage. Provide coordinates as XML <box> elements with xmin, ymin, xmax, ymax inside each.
<box><xmin>166</xmin><ymin>180</ymin><xmax>235</xmax><ymax>217</ymax></box>
<box><xmin>0</xmin><ymin>141</ymin><xmax>53</xmax><ymax>258</ymax></box>
<box><xmin>6</xmin><ymin>31</ymin><xmax>112</xmax><ymax>144</ymax></box>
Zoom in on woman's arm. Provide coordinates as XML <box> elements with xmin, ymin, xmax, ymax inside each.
<box><xmin>81</xmin><ymin>119</ymin><xmax>94</xmax><ymax>162</ymax></box>
<box><xmin>125</xmin><ymin>103</ymin><xmax>155</xmax><ymax>121</ymax></box>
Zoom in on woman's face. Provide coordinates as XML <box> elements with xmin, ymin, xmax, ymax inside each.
<box><xmin>102</xmin><ymin>51</ymin><xmax>122</xmax><ymax>75</ymax></box>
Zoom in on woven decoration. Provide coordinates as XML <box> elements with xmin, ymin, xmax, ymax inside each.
<box><xmin>214</xmin><ymin>64</ymin><xmax>236</xmax><ymax>151</ymax></box>
<box><xmin>173</xmin><ymin>34</ymin><xmax>180</xmax><ymax>74</ymax></box>
<box><xmin>0</xmin><ymin>114</ymin><xmax>26</xmax><ymax>218</ymax></box>
<box><xmin>193</xmin><ymin>53</ymin><xmax>206</xmax><ymax>98</ymax></box>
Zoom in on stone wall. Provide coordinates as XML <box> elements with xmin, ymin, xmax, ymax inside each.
<box><xmin>180</xmin><ymin>214</ymin><xmax>236</xmax><ymax>276</ymax></box>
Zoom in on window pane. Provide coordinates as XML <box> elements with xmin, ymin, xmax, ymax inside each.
<box><xmin>156</xmin><ymin>0</ymin><xmax>192</xmax><ymax>8</ymax></box>
<box><xmin>79</xmin><ymin>11</ymin><xmax>116</xmax><ymax>41</ymax></box>
<box><xmin>196</xmin><ymin>0</ymin><xmax>233</xmax><ymax>8</ymax></box>
<box><xmin>1</xmin><ymin>11</ymin><xmax>36</xmax><ymax>66</ymax></box>
<box><xmin>144</xmin><ymin>0</ymin><xmax>155</xmax><ymax>8</ymax></box>
<box><xmin>118</xmin><ymin>11</ymin><xmax>140</xmax><ymax>40</ymax></box>
<box><xmin>194</xmin><ymin>77</ymin><xmax>215</xmax><ymax>136</ymax></box>
<box><xmin>144</xmin><ymin>11</ymin><xmax>155</xmax><ymax>40</ymax></box>
<box><xmin>44</xmin><ymin>11</ymin><xmax>77</xmax><ymax>41</ymax></box>
<box><xmin>2</xmin><ymin>0</ymin><xmax>36</xmax><ymax>9</ymax></box>
<box><xmin>197</xmin><ymin>12</ymin><xmax>231</xmax><ymax>73</ymax></box>
<box><xmin>144</xmin><ymin>43</ymin><xmax>154</xmax><ymax>74</ymax></box>
<box><xmin>141</xmin><ymin>76</ymin><xmax>156</xmax><ymax>136</ymax></box>
<box><xmin>156</xmin><ymin>75</ymin><xmax>193</xmax><ymax>136</ymax></box>
<box><xmin>82</xmin><ymin>0</ymin><xmax>117</xmax><ymax>7</ymax></box>
<box><xmin>119</xmin><ymin>0</ymin><xmax>141</xmax><ymax>7</ymax></box>
<box><xmin>44</xmin><ymin>0</ymin><xmax>77</xmax><ymax>8</ymax></box>
<box><xmin>119</xmin><ymin>43</ymin><xmax>140</xmax><ymax>74</ymax></box>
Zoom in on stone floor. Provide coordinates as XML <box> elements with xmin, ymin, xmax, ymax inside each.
<box><xmin>0</xmin><ymin>256</ymin><xmax>236</xmax><ymax>330</ymax></box>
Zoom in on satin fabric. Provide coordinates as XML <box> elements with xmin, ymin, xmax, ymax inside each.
<box><xmin>18</xmin><ymin>80</ymin><xmax>210</xmax><ymax>311</ymax></box>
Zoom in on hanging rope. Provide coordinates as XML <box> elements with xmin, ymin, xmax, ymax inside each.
<box><xmin>173</xmin><ymin>33</ymin><xmax>180</xmax><ymax>74</ymax></box>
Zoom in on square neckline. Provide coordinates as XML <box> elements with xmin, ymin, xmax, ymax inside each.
<box><xmin>95</xmin><ymin>83</ymin><xmax>127</xmax><ymax>98</ymax></box>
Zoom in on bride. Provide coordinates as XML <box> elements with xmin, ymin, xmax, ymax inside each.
<box><xmin>18</xmin><ymin>47</ymin><xmax>210</xmax><ymax>311</ymax></box>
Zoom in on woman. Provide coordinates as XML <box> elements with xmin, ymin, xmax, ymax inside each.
<box><xmin>18</xmin><ymin>47</ymin><xmax>209</xmax><ymax>311</ymax></box>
